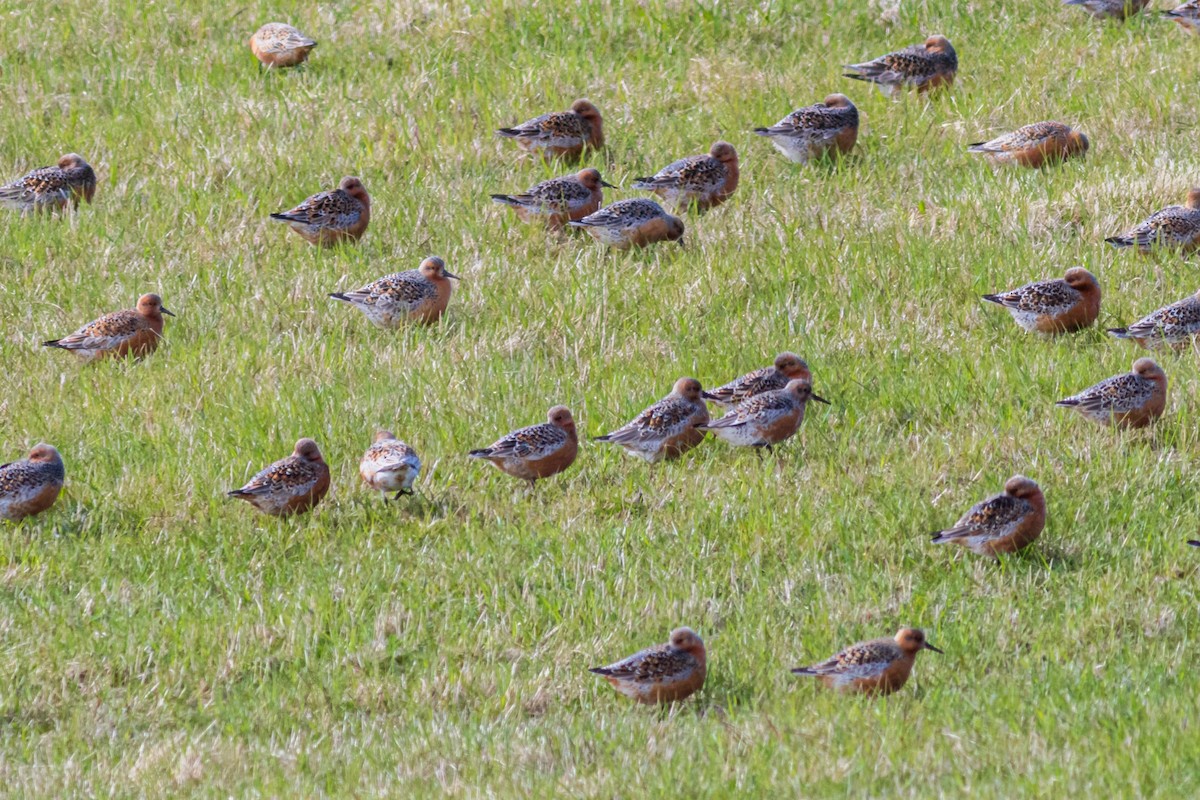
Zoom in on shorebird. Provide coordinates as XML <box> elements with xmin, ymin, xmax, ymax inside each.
<box><xmin>43</xmin><ymin>293</ymin><xmax>174</xmax><ymax>363</ymax></box>
<box><xmin>360</xmin><ymin>431</ymin><xmax>421</xmax><ymax>499</ymax></box>
<box><xmin>1056</xmin><ymin>358</ymin><xmax>1168</xmax><ymax>429</ymax></box>
<box><xmin>981</xmin><ymin>267</ymin><xmax>1101</xmax><ymax>334</ymax></box>
<box><xmin>1105</xmin><ymin>189</ymin><xmax>1200</xmax><ymax>256</ymax></box>
<box><xmin>1064</xmin><ymin>0</ymin><xmax>1150</xmax><ymax>19</ymax></box>
<box><xmin>468</xmin><ymin>406</ymin><xmax>578</xmax><ymax>487</ymax></box>
<box><xmin>271</xmin><ymin>176</ymin><xmax>370</xmax><ymax>246</ymax></box>
<box><xmin>1163</xmin><ymin>0</ymin><xmax>1200</xmax><ymax>32</ymax></box>
<box><xmin>590</xmin><ymin>627</ymin><xmax>706</xmax><ymax>704</ymax></box>
<box><xmin>249</xmin><ymin>23</ymin><xmax>317</xmax><ymax>68</ymax></box>
<box><xmin>698</xmin><ymin>379</ymin><xmax>827</xmax><ymax>451</ymax></box>
<box><xmin>753</xmin><ymin>94</ymin><xmax>859</xmax><ymax>164</ymax></box>
<box><xmin>791</xmin><ymin>628</ymin><xmax>942</xmax><ymax>695</ymax></box>
<box><xmin>490</xmin><ymin>168</ymin><xmax>615</xmax><ymax>230</ymax></box>
<box><xmin>227</xmin><ymin>438</ymin><xmax>331</xmax><ymax>516</ymax></box>
<box><xmin>496</xmin><ymin>99</ymin><xmax>604</xmax><ymax>161</ymax></box>
<box><xmin>0</xmin><ymin>153</ymin><xmax>96</xmax><ymax>213</ymax></box>
<box><xmin>1108</xmin><ymin>289</ymin><xmax>1200</xmax><ymax>350</ymax></box>
<box><xmin>593</xmin><ymin>377</ymin><xmax>709</xmax><ymax>462</ymax></box>
<box><xmin>568</xmin><ymin>199</ymin><xmax>685</xmax><ymax>249</ymax></box>
<box><xmin>0</xmin><ymin>444</ymin><xmax>65</xmax><ymax>522</ymax></box>
<box><xmin>931</xmin><ymin>475</ymin><xmax>1047</xmax><ymax>556</ymax></box>
<box><xmin>702</xmin><ymin>352</ymin><xmax>812</xmax><ymax>410</ymax></box>
<box><xmin>631</xmin><ymin>141</ymin><xmax>739</xmax><ymax>212</ymax></box>
<box><xmin>968</xmin><ymin>122</ymin><xmax>1089</xmax><ymax>168</ymax></box>
<box><xmin>844</xmin><ymin>35</ymin><xmax>957</xmax><ymax>96</ymax></box>
<box><xmin>329</xmin><ymin>256</ymin><xmax>458</xmax><ymax>327</ymax></box>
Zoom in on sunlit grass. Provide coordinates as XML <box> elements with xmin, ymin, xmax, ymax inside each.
<box><xmin>1</xmin><ymin>0</ymin><xmax>1199</xmax><ymax>796</ymax></box>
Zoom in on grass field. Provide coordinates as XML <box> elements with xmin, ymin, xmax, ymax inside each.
<box><xmin>2</xmin><ymin>0</ymin><xmax>1200</xmax><ymax>796</ymax></box>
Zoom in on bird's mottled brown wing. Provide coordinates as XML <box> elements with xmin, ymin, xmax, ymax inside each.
<box><xmin>938</xmin><ymin>492</ymin><xmax>1030</xmax><ymax>540</ymax></box>
<box><xmin>705</xmin><ymin>366</ymin><xmax>786</xmax><ymax>405</ymax></box>
<box><xmin>503</xmin><ymin>111</ymin><xmax>585</xmax><ymax>141</ymax></box>
<box><xmin>849</xmin><ymin>44</ymin><xmax>954</xmax><ymax>86</ymax></box>
<box><xmin>575</xmin><ymin>199</ymin><xmax>662</xmax><ymax>229</ymax></box>
<box><xmin>364</xmin><ymin>441</ymin><xmax>420</xmax><ymax>472</ymax></box>
<box><xmin>1063</xmin><ymin>372</ymin><xmax>1154</xmax><ymax>414</ymax></box>
<box><xmin>593</xmin><ymin>644</ymin><xmax>696</xmax><ymax>681</ymax></box>
<box><xmin>344</xmin><ymin>271</ymin><xmax>436</xmax><ymax>308</ymax></box>
<box><xmin>604</xmin><ymin>396</ymin><xmax>703</xmax><ymax>443</ymax></box>
<box><xmin>0</xmin><ymin>459</ymin><xmax>63</xmax><ymax>499</ymax></box>
<box><xmin>0</xmin><ymin>166</ymin><xmax>71</xmax><ymax>208</ymax></box>
<box><xmin>636</xmin><ymin>155</ymin><xmax>726</xmax><ymax>194</ymax></box>
<box><xmin>765</xmin><ymin>104</ymin><xmax>859</xmax><ymax>140</ymax></box>
<box><xmin>728</xmin><ymin>387</ymin><xmax>794</xmax><ymax>420</ymax></box>
<box><xmin>973</xmin><ymin>122</ymin><xmax>1069</xmax><ymax>153</ymax></box>
<box><xmin>523</xmin><ymin>176</ymin><xmax>593</xmax><ymax>209</ymax></box>
<box><xmin>274</xmin><ymin>189</ymin><xmax>363</xmax><ymax>229</ymax></box>
<box><xmin>991</xmin><ymin>279</ymin><xmax>1080</xmax><ymax>316</ymax></box>
<box><xmin>238</xmin><ymin>455</ymin><xmax>325</xmax><ymax>496</ymax></box>
<box><xmin>53</xmin><ymin>309</ymin><xmax>147</xmax><ymax>350</ymax></box>
<box><xmin>796</xmin><ymin>638</ymin><xmax>899</xmax><ymax>679</ymax></box>
<box><xmin>257</xmin><ymin>23</ymin><xmax>316</xmax><ymax>53</ymax></box>
<box><xmin>1124</xmin><ymin>297</ymin><xmax>1200</xmax><ymax>339</ymax></box>
<box><xmin>479</xmin><ymin>423</ymin><xmax>567</xmax><ymax>460</ymax></box>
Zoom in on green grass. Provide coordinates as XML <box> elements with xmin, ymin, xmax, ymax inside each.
<box><xmin>2</xmin><ymin>0</ymin><xmax>1200</xmax><ymax>796</ymax></box>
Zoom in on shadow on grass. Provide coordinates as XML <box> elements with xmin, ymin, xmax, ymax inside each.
<box><xmin>1000</xmin><ymin>543</ymin><xmax>1081</xmax><ymax>573</ymax></box>
<box><xmin>18</xmin><ymin>502</ymin><xmax>148</xmax><ymax>541</ymax></box>
<box><xmin>347</xmin><ymin>648</ymin><xmax>422</xmax><ymax>678</ymax></box>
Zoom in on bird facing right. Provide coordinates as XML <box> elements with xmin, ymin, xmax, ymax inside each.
<box><xmin>1056</xmin><ymin>358</ymin><xmax>1168</xmax><ymax>429</ymax></box>
<box><xmin>791</xmin><ymin>628</ymin><xmax>942</xmax><ymax>696</ymax></box>
<box><xmin>271</xmin><ymin>176</ymin><xmax>370</xmax><ymax>247</ymax></box>
<box><xmin>753</xmin><ymin>94</ymin><xmax>860</xmax><ymax>164</ymax></box>
<box><xmin>490</xmin><ymin>168</ymin><xmax>615</xmax><ymax>230</ymax></box>
<box><xmin>496</xmin><ymin>99</ymin><xmax>604</xmax><ymax>161</ymax></box>
<box><xmin>330</xmin><ymin>256</ymin><xmax>458</xmax><ymax>327</ymax></box>
<box><xmin>931</xmin><ymin>475</ymin><xmax>1047</xmax><ymax>557</ymax></box>
<box><xmin>590</xmin><ymin>627</ymin><xmax>707</xmax><ymax>704</ymax></box>
<box><xmin>44</xmin><ymin>293</ymin><xmax>175</xmax><ymax>363</ymax></box>
<box><xmin>568</xmin><ymin>198</ymin><xmax>685</xmax><ymax>249</ymax></box>
<box><xmin>1108</xmin><ymin>289</ymin><xmax>1200</xmax><ymax>351</ymax></box>
<box><xmin>468</xmin><ymin>406</ymin><xmax>579</xmax><ymax>487</ymax></box>
<box><xmin>967</xmin><ymin>121</ymin><xmax>1089</xmax><ymax>168</ymax></box>
<box><xmin>698</xmin><ymin>378</ymin><xmax>828</xmax><ymax>451</ymax></box>
<box><xmin>1063</xmin><ymin>0</ymin><xmax>1151</xmax><ymax>20</ymax></box>
<box><xmin>844</xmin><ymin>35</ymin><xmax>958</xmax><ymax>96</ymax></box>
<box><xmin>0</xmin><ymin>153</ymin><xmax>97</xmax><ymax>214</ymax></box>
<box><xmin>702</xmin><ymin>352</ymin><xmax>813</xmax><ymax>410</ymax></box>
<box><xmin>1105</xmin><ymin>188</ymin><xmax>1200</xmax><ymax>255</ymax></box>
<box><xmin>0</xmin><ymin>444</ymin><xmax>65</xmax><ymax>522</ymax></box>
<box><xmin>227</xmin><ymin>438</ymin><xmax>331</xmax><ymax>516</ymax></box>
<box><xmin>631</xmin><ymin>141</ymin><xmax>740</xmax><ymax>213</ymax></box>
<box><xmin>981</xmin><ymin>266</ymin><xmax>1101</xmax><ymax>334</ymax></box>
<box><xmin>249</xmin><ymin>23</ymin><xmax>317</xmax><ymax>68</ymax></box>
<box><xmin>593</xmin><ymin>377</ymin><xmax>710</xmax><ymax>462</ymax></box>
<box><xmin>1163</xmin><ymin>0</ymin><xmax>1200</xmax><ymax>33</ymax></box>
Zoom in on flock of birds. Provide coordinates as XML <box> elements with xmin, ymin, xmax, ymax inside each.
<box><xmin>1</xmin><ymin>6</ymin><xmax>1199</xmax><ymax>704</ymax></box>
